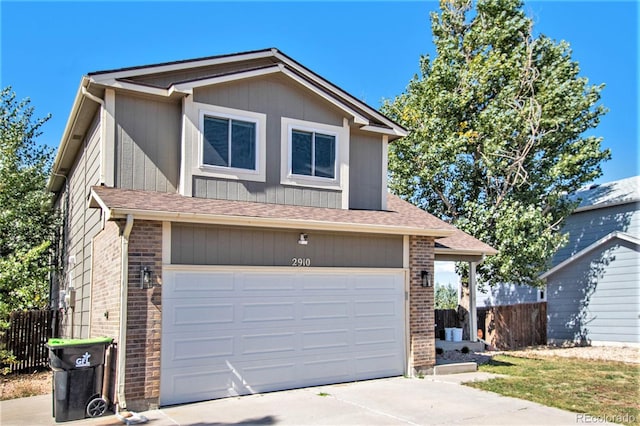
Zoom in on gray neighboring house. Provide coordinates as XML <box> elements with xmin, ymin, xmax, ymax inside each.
<box><xmin>542</xmin><ymin>175</ymin><xmax>640</xmax><ymax>346</ymax></box>
<box><xmin>47</xmin><ymin>49</ymin><xmax>496</xmax><ymax>411</ymax></box>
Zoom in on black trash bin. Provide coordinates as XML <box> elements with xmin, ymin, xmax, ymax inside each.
<box><xmin>46</xmin><ymin>337</ymin><xmax>113</xmax><ymax>422</ymax></box>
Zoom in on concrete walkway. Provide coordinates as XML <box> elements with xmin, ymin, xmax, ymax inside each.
<box><xmin>1</xmin><ymin>374</ymin><xmax>588</xmax><ymax>426</ymax></box>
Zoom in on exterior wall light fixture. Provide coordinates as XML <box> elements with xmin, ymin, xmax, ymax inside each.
<box><xmin>298</xmin><ymin>233</ymin><xmax>308</xmax><ymax>245</ymax></box>
<box><xmin>141</xmin><ymin>267</ymin><xmax>152</xmax><ymax>289</ymax></box>
<box><xmin>421</xmin><ymin>270</ymin><xmax>432</xmax><ymax>288</ymax></box>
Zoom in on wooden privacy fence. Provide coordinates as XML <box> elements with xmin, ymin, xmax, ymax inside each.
<box><xmin>1</xmin><ymin>310</ymin><xmax>60</xmax><ymax>373</ymax></box>
<box><xmin>436</xmin><ymin>302</ymin><xmax>547</xmax><ymax>350</ymax></box>
<box><xmin>483</xmin><ymin>302</ymin><xmax>547</xmax><ymax>350</ymax></box>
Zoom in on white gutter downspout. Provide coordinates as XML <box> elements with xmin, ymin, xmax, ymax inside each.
<box><xmin>117</xmin><ymin>214</ymin><xmax>134</xmax><ymax>411</ymax></box>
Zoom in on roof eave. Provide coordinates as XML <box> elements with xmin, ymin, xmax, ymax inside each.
<box><xmin>47</xmin><ymin>76</ymin><xmax>91</xmax><ymax>193</ymax></box>
<box><xmin>106</xmin><ymin>207</ymin><xmax>455</xmax><ymax>237</ymax></box>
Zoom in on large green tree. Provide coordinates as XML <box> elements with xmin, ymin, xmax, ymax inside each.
<box><xmin>382</xmin><ymin>0</ymin><xmax>609</xmax><ymax>287</ymax></box>
<box><xmin>0</xmin><ymin>87</ymin><xmax>56</xmax><ymax>327</ymax></box>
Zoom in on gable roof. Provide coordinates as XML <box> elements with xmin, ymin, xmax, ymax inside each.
<box><xmin>48</xmin><ymin>48</ymin><xmax>407</xmax><ymax>193</ymax></box>
<box><xmin>571</xmin><ymin>176</ymin><xmax>639</xmax><ymax>213</ymax></box>
<box><xmin>540</xmin><ymin>231</ymin><xmax>640</xmax><ymax>279</ymax></box>
<box><xmin>89</xmin><ymin>186</ymin><xmax>497</xmax><ymax>256</ymax></box>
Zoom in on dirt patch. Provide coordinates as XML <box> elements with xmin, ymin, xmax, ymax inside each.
<box><xmin>437</xmin><ymin>344</ymin><xmax>640</xmax><ymax>366</ymax></box>
<box><xmin>0</xmin><ymin>370</ymin><xmax>51</xmax><ymax>401</ymax></box>
<box><xmin>501</xmin><ymin>345</ymin><xmax>640</xmax><ymax>364</ymax></box>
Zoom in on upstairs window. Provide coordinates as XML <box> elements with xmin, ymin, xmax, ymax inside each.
<box><xmin>203</xmin><ymin>115</ymin><xmax>256</xmax><ymax>170</ymax></box>
<box><xmin>291</xmin><ymin>130</ymin><xmax>336</xmax><ymax>179</ymax></box>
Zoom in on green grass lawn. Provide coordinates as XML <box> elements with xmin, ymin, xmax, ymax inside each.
<box><xmin>466</xmin><ymin>355</ymin><xmax>639</xmax><ymax>426</ymax></box>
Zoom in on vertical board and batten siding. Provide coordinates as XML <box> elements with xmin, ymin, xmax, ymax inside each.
<box><xmin>192</xmin><ymin>177</ymin><xmax>341</xmax><ymax>208</ymax></box>
<box><xmin>349</xmin><ymin>131</ymin><xmax>383</xmax><ymax>210</ymax></box>
<box><xmin>171</xmin><ymin>223</ymin><xmax>403</xmax><ymax>268</ymax></box>
<box><xmin>191</xmin><ymin>73</ymin><xmax>349</xmax><ymax>209</ymax></box>
<box><xmin>61</xmin><ymin>113</ymin><xmax>103</xmax><ymax>339</ymax></box>
<box><xmin>115</xmin><ymin>93</ymin><xmax>181</xmax><ymax>193</ymax></box>
<box><xmin>547</xmin><ymin>238</ymin><xmax>639</xmax><ymax>344</ymax></box>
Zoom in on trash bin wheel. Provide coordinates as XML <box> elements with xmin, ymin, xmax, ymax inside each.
<box><xmin>86</xmin><ymin>397</ymin><xmax>107</xmax><ymax>417</ymax></box>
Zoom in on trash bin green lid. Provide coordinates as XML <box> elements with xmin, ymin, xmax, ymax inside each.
<box><xmin>47</xmin><ymin>337</ymin><xmax>113</xmax><ymax>348</ymax></box>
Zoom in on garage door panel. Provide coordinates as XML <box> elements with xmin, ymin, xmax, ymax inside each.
<box><xmin>241</xmin><ymin>302</ymin><xmax>296</xmax><ymax>322</ymax></box>
<box><xmin>355</xmin><ymin>352</ymin><xmax>404</xmax><ymax>377</ymax></box>
<box><xmin>353</xmin><ymin>274</ymin><xmax>402</xmax><ymax>290</ymax></box>
<box><xmin>162</xmin><ymin>269</ymin><xmax>405</xmax><ymax>406</ymax></box>
<box><xmin>354</xmin><ymin>326</ymin><xmax>398</xmax><ymax>346</ymax></box>
<box><xmin>301</xmin><ymin>301</ymin><xmax>350</xmax><ymax>320</ymax></box>
<box><xmin>169</xmin><ymin>271</ymin><xmax>236</xmax><ymax>294</ymax></box>
<box><xmin>301</xmin><ymin>329</ymin><xmax>350</xmax><ymax>351</ymax></box>
<box><xmin>301</xmin><ymin>274</ymin><xmax>350</xmax><ymax>290</ymax></box>
<box><xmin>172</xmin><ymin>336</ymin><xmax>235</xmax><ymax>361</ymax></box>
<box><xmin>241</xmin><ymin>332</ymin><xmax>296</xmax><ymax>356</ymax></box>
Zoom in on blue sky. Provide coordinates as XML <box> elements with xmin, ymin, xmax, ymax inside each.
<box><xmin>1</xmin><ymin>0</ymin><xmax>637</xmax><ymax>191</ymax></box>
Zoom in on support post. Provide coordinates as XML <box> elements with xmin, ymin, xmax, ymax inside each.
<box><xmin>469</xmin><ymin>261</ymin><xmax>478</xmax><ymax>343</ymax></box>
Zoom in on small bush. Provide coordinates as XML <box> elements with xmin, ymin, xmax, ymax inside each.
<box><xmin>436</xmin><ymin>347</ymin><xmax>444</xmax><ymax>355</ymax></box>
<box><xmin>461</xmin><ymin>346</ymin><xmax>470</xmax><ymax>354</ymax></box>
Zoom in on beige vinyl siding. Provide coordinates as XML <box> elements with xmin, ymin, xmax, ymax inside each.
<box><xmin>171</xmin><ymin>223</ymin><xmax>403</xmax><ymax>268</ymax></box>
<box><xmin>349</xmin><ymin>130</ymin><xmax>383</xmax><ymax>210</ymax></box>
<box><xmin>115</xmin><ymin>93</ymin><xmax>180</xmax><ymax>192</ymax></box>
<box><xmin>191</xmin><ymin>73</ymin><xmax>345</xmax><ymax>208</ymax></box>
<box><xmin>60</xmin><ymin>113</ymin><xmax>102</xmax><ymax>339</ymax></box>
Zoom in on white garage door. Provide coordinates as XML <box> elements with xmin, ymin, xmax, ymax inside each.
<box><xmin>160</xmin><ymin>268</ymin><xmax>406</xmax><ymax>406</ymax></box>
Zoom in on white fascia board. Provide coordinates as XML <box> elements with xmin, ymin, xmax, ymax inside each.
<box><xmin>98</xmin><ymin>206</ymin><xmax>455</xmax><ymax>238</ymax></box>
<box><xmin>273</xmin><ymin>51</ymin><xmax>406</xmax><ymax>135</ymax></box>
<box><xmin>173</xmin><ymin>65</ymin><xmax>282</xmax><ymax>94</ymax></box>
<box><xmin>92</xmin><ymin>78</ymin><xmax>172</xmax><ymax>97</ymax></box>
<box><xmin>279</xmin><ymin>67</ymin><xmax>370</xmax><ymax>125</ymax></box>
<box><xmin>88</xmin><ymin>50</ymin><xmax>275</xmax><ymax>83</ymax></box>
<box><xmin>47</xmin><ymin>77</ymin><xmax>90</xmax><ymax>191</ymax></box>
<box><xmin>540</xmin><ymin>231</ymin><xmax>640</xmax><ymax>279</ymax></box>
<box><xmin>88</xmin><ymin>188</ymin><xmax>113</xmax><ymax>218</ymax></box>
<box><xmin>433</xmin><ymin>248</ymin><xmax>494</xmax><ymax>257</ymax></box>
<box><xmin>360</xmin><ymin>125</ymin><xmax>408</xmax><ymax>137</ymax></box>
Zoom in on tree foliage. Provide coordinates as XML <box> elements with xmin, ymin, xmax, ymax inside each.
<box><xmin>0</xmin><ymin>87</ymin><xmax>56</xmax><ymax>325</ymax></box>
<box><xmin>382</xmin><ymin>0</ymin><xmax>609</xmax><ymax>287</ymax></box>
<box><xmin>435</xmin><ymin>283</ymin><xmax>459</xmax><ymax>310</ymax></box>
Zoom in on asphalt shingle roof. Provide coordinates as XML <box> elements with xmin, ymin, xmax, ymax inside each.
<box><xmin>90</xmin><ymin>186</ymin><xmax>496</xmax><ymax>255</ymax></box>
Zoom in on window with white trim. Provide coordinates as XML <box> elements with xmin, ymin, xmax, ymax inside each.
<box><xmin>280</xmin><ymin>116</ymin><xmax>347</xmax><ymax>194</ymax></box>
<box><xmin>291</xmin><ymin>129</ymin><xmax>336</xmax><ymax>179</ymax></box>
<box><xmin>202</xmin><ymin>115</ymin><xmax>257</xmax><ymax>170</ymax></box>
<box><xmin>195</xmin><ymin>104</ymin><xmax>266</xmax><ymax>183</ymax></box>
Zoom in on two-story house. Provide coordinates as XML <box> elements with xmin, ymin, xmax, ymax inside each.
<box><xmin>48</xmin><ymin>48</ymin><xmax>496</xmax><ymax>411</ymax></box>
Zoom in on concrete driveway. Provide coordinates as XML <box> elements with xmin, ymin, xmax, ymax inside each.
<box><xmin>1</xmin><ymin>373</ymin><xmax>585</xmax><ymax>426</ymax></box>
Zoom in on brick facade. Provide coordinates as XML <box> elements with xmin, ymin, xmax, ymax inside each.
<box><xmin>124</xmin><ymin>220</ymin><xmax>164</xmax><ymax>411</ymax></box>
<box><xmin>90</xmin><ymin>221</ymin><xmax>122</xmax><ymax>339</ymax></box>
<box><xmin>408</xmin><ymin>235</ymin><xmax>436</xmax><ymax>374</ymax></box>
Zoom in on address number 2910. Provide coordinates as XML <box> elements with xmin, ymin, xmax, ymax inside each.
<box><xmin>291</xmin><ymin>257</ymin><xmax>311</xmax><ymax>267</ymax></box>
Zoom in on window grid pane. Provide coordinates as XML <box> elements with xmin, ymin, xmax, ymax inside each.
<box><xmin>292</xmin><ymin>130</ymin><xmax>313</xmax><ymax>176</ymax></box>
<box><xmin>203</xmin><ymin>115</ymin><xmax>257</xmax><ymax>171</ymax></box>
<box><xmin>314</xmin><ymin>133</ymin><xmax>335</xmax><ymax>178</ymax></box>
<box><xmin>203</xmin><ymin>117</ymin><xmax>229</xmax><ymax>167</ymax></box>
<box><xmin>230</xmin><ymin>119</ymin><xmax>256</xmax><ymax>170</ymax></box>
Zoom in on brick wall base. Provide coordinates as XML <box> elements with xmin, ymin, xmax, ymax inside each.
<box><xmin>408</xmin><ymin>235</ymin><xmax>436</xmax><ymax>375</ymax></box>
<box><xmin>124</xmin><ymin>220</ymin><xmax>163</xmax><ymax>410</ymax></box>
